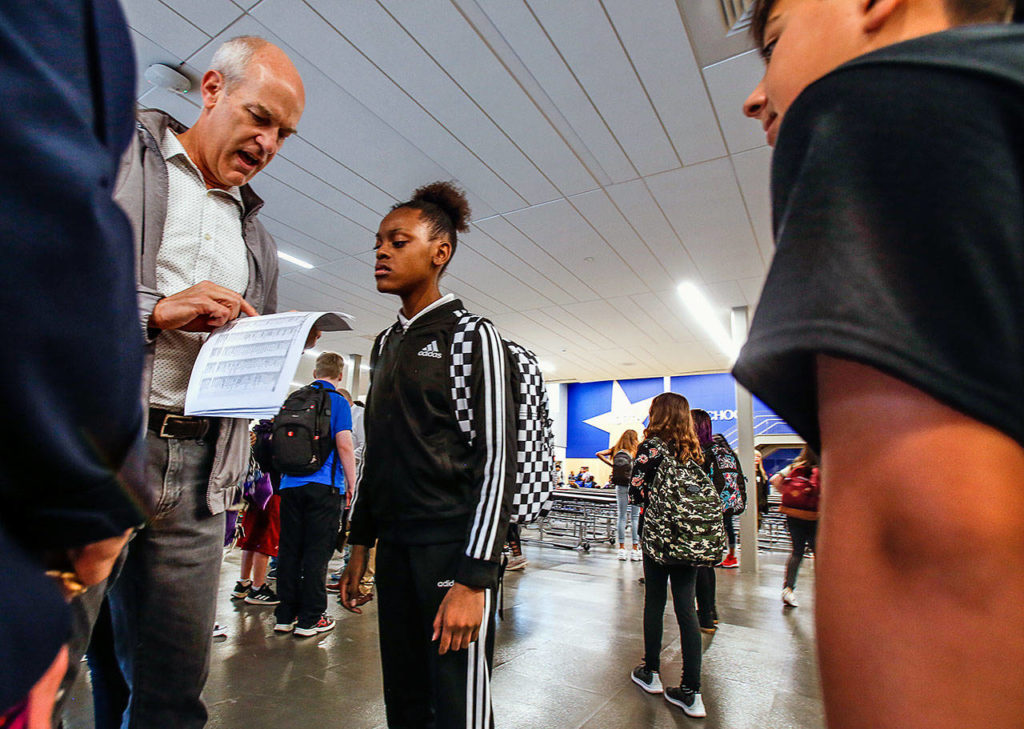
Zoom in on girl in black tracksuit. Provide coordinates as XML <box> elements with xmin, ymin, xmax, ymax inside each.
<box><xmin>343</xmin><ymin>182</ymin><xmax>515</xmax><ymax>729</ymax></box>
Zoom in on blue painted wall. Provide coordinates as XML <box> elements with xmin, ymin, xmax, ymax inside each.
<box><xmin>566</xmin><ymin>373</ymin><xmax>796</xmax><ymax>457</ymax></box>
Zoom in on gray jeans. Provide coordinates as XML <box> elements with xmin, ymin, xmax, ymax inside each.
<box><xmin>615</xmin><ymin>484</ymin><xmax>640</xmax><ymax>545</ymax></box>
<box><xmin>108</xmin><ymin>432</ymin><xmax>224</xmax><ymax>729</ymax></box>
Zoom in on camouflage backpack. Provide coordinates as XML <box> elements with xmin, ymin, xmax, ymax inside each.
<box><xmin>641</xmin><ymin>437</ymin><xmax>726</xmax><ymax>566</ymax></box>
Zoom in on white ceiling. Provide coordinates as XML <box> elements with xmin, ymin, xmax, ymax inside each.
<box><xmin>125</xmin><ymin>0</ymin><xmax>771</xmax><ymax>386</ymax></box>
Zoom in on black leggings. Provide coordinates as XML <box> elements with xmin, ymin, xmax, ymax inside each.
<box><xmin>784</xmin><ymin>516</ymin><xmax>818</xmax><ymax>589</ymax></box>
<box><xmin>723</xmin><ymin>511</ymin><xmax>736</xmax><ymax>550</ymax></box>
<box><xmin>642</xmin><ymin>556</ymin><xmax>701</xmax><ymax>691</ymax></box>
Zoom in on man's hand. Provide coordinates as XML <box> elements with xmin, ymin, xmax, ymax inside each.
<box><xmin>67</xmin><ymin>529</ymin><xmax>132</xmax><ymax>587</ymax></box>
<box><xmin>340</xmin><ymin>544</ymin><xmax>371</xmax><ymax>614</ymax></box>
<box><xmin>432</xmin><ymin>582</ymin><xmax>484</xmax><ymax>655</ymax></box>
<box><xmin>149</xmin><ymin>281</ymin><xmax>258</xmax><ymax>332</ymax></box>
<box><xmin>304</xmin><ymin>326</ymin><xmax>322</xmax><ymax>350</ymax></box>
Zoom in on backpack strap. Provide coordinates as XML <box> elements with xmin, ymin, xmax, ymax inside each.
<box><xmin>449</xmin><ymin>310</ymin><xmax>481</xmax><ymax>445</ymax></box>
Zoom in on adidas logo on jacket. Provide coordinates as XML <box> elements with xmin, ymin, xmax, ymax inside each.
<box><xmin>347</xmin><ymin>297</ymin><xmax>517</xmax><ymax>590</ymax></box>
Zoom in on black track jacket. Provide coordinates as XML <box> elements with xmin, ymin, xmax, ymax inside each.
<box><xmin>348</xmin><ymin>298</ymin><xmax>515</xmax><ymax>590</ymax></box>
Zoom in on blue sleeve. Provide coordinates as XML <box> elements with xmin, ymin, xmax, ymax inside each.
<box><xmin>331</xmin><ymin>394</ymin><xmax>353</xmax><ymax>435</ymax></box>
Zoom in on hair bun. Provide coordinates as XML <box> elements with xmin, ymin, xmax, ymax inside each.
<box><xmin>411</xmin><ymin>181</ymin><xmax>471</xmax><ymax>233</ymax></box>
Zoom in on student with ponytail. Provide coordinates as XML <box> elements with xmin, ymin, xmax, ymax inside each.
<box><xmin>341</xmin><ymin>182</ymin><xmax>515</xmax><ymax>729</ymax></box>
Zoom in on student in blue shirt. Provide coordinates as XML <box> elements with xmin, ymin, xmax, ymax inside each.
<box><xmin>273</xmin><ymin>352</ymin><xmax>356</xmax><ymax>637</ymax></box>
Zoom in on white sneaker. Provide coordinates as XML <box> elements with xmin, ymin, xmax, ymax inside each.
<box><xmin>630</xmin><ymin>549</ymin><xmax>641</xmax><ymax>562</ymax></box>
<box><xmin>618</xmin><ymin>548</ymin><xmax>628</xmax><ymax>561</ymax></box>
<box><xmin>631</xmin><ymin>664</ymin><xmax>663</xmax><ymax>694</ymax></box>
<box><xmin>212</xmin><ymin>623</ymin><xmax>227</xmax><ymax>638</ymax></box>
<box><xmin>782</xmin><ymin>587</ymin><xmax>799</xmax><ymax>607</ymax></box>
<box><xmin>665</xmin><ymin>687</ymin><xmax>706</xmax><ymax>717</ymax></box>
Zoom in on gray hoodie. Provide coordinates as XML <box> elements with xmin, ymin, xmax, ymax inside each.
<box><xmin>114</xmin><ymin>108</ymin><xmax>279</xmax><ymax>515</ymax></box>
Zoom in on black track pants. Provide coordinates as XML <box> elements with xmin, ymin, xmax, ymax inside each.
<box><xmin>376</xmin><ymin>540</ymin><xmax>497</xmax><ymax>729</ymax></box>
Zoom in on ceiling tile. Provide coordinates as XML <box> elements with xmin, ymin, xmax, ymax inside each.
<box><xmin>731</xmin><ymin>145</ymin><xmax>775</xmax><ymax>263</ymax></box>
<box><xmin>473</xmin><ymin>0</ymin><xmax>637</xmax><ymax>184</ymax></box>
<box><xmin>702</xmin><ymin>49</ymin><xmax>766</xmax><ymax>155</ymax></box>
<box><xmin>528</xmin><ymin>0</ymin><xmax>679</xmax><ymax>177</ymax></box>
<box><xmin>464</xmin><ymin>228</ymin><xmax>576</xmax><ymax>306</ymax></box>
<box><xmin>644</xmin><ymin>159</ymin><xmax>765</xmax><ymax>283</ymax></box>
<box><xmin>473</xmin><ymin>216</ymin><xmax>587</xmax><ymax>300</ymax></box>
<box><xmin>159</xmin><ymin>0</ymin><xmax>242</xmax><ymax>36</ymax></box>
<box><xmin>601</xmin><ymin>0</ymin><xmax>726</xmax><ymax>165</ymax></box>
<box><xmin>604</xmin><ymin>180</ymin><xmax>700</xmax><ymax>284</ymax></box>
<box><xmin>122</xmin><ymin>0</ymin><xmax>210</xmax><ymax>60</ymax></box>
<box><xmin>502</xmin><ymin>200</ymin><xmax>649</xmax><ymax>297</ymax></box>
<box><xmin>136</xmin><ymin>86</ymin><xmax>201</xmax><ymax>127</ymax></box>
<box><xmin>382</xmin><ymin>0</ymin><xmax>597</xmax><ymax>198</ymax></box>
<box><xmin>568</xmin><ymin>188</ymin><xmax>674</xmax><ymax>292</ymax></box>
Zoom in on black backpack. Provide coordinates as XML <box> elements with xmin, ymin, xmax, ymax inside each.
<box><xmin>611</xmin><ymin>450</ymin><xmax>632</xmax><ymax>486</ymax></box>
<box><xmin>271</xmin><ymin>385</ymin><xmax>336</xmax><ymax>477</ymax></box>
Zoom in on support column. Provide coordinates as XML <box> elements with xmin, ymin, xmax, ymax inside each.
<box><xmin>349</xmin><ymin>354</ymin><xmax>363</xmax><ymax>400</ymax></box>
<box><xmin>732</xmin><ymin>306</ymin><xmax>758</xmax><ymax>574</ymax></box>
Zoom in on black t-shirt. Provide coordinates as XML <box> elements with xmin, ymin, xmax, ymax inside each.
<box><xmin>733</xmin><ymin>25</ymin><xmax>1024</xmax><ymax>453</ymax></box>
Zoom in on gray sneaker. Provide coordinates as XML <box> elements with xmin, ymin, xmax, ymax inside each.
<box><xmin>631</xmin><ymin>664</ymin><xmax>663</xmax><ymax>694</ymax></box>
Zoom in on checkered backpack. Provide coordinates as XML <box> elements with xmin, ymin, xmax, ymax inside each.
<box><xmin>450</xmin><ymin>313</ymin><xmax>557</xmax><ymax>525</ymax></box>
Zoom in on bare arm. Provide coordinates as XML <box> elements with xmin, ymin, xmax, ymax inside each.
<box><xmin>596</xmin><ymin>448</ymin><xmax>614</xmax><ymax>467</ymax></box>
<box><xmin>335</xmin><ymin>430</ymin><xmax>357</xmax><ymax>502</ymax></box>
<box><xmin>815</xmin><ymin>355</ymin><xmax>1024</xmax><ymax>729</ymax></box>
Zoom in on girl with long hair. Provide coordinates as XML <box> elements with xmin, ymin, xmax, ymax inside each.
<box><xmin>690</xmin><ymin>408</ymin><xmax>720</xmax><ymax>633</ymax></box>
<box><xmin>629</xmin><ymin>393</ymin><xmax>724</xmax><ymax>718</ymax></box>
<box><xmin>771</xmin><ymin>446</ymin><xmax>820</xmax><ymax>607</ymax></box>
<box><xmin>597</xmin><ymin>429</ymin><xmax>641</xmax><ymax>561</ymax></box>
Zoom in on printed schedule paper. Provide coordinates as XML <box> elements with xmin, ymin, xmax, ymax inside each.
<box><xmin>184</xmin><ymin>311</ymin><xmax>352</xmax><ymax>419</ymax></box>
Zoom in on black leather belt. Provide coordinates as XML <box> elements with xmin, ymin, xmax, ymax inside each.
<box><xmin>148</xmin><ymin>409</ymin><xmax>216</xmax><ymax>441</ymax></box>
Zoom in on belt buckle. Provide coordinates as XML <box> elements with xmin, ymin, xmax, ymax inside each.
<box><xmin>159</xmin><ymin>413</ymin><xmax>185</xmax><ymax>439</ymax></box>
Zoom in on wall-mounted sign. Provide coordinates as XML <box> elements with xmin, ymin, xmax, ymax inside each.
<box><xmin>566</xmin><ymin>373</ymin><xmax>795</xmax><ymax>457</ymax></box>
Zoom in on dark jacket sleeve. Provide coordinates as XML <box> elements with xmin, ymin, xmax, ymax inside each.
<box><xmin>455</xmin><ymin>321</ymin><xmax>516</xmax><ymax>590</ymax></box>
<box><xmin>630</xmin><ymin>439</ymin><xmax>664</xmax><ymax>506</ymax></box>
<box><xmin>347</xmin><ymin>332</ymin><xmax>383</xmax><ymax>548</ymax></box>
<box><xmin>0</xmin><ymin>0</ymin><xmax>147</xmax><ymax>551</ymax></box>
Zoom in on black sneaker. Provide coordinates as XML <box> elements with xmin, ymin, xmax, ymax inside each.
<box><xmin>231</xmin><ymin>579</ymin><xmax>252</xmax><ymax>599</ymax></box>
<box><xmin>631</xmin><ymin>664</ymin><xmax>663</xmax><ymax>694</ymax></box>
<box><xmin>664</xmin><ymin>686</ymin><xmax>706</xmax><ymax>717</ymax></box>
<box><xmin>266</xmin><ymin>567</ymin><xmax>278</xmax><ymax>580</ymax></box>
<box><xmin>244</xmin><ymin>584</ymin><xmax>280</xmax><ymax>606</ymax></box>
<box><xmin>294</xmin><ymin>614</ymin><xmax>335</xmax><ymax>637</ymax></box>
<box><xmin>699</xmin><ymin>614</ymin><xmax>717</xmax><ymax>634</ymax></box>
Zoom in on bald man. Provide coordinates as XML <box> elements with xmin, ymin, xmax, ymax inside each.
<box><xmin>102</xmin><ymin>36</ymin><xmax>305</xmax><ymax>729</ymax></box>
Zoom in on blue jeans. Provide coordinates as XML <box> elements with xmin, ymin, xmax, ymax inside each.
<box><xmin>108</xmin><ymin>432</ymin><xmax>224</xmax><ymax>729</ymax></box>
<box><xmin>615</xmin><ymin>484</ymin><xmax>640</xmax><ymax>545</ymax></box>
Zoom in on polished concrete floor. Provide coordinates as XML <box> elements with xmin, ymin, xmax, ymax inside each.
<box><xmin>68</xmin><ymin>540</ymin><xmax>824</xmax><ymax>729</ymax></box>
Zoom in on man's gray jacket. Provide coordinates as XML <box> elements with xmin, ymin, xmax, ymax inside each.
<box><xmin>113</xmin><ymin>108</ymin><xmax>279</xmax><ymax>515</ymax></box>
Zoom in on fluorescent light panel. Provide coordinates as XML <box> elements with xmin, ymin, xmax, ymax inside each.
<box><xmin>676</xmin><ymin>282</ymin><xmax>739</xmax><ymax>361</ymax></box>
<box><xmin>278</xmin><ymin>251</ymin><xmax>314</xmax><ymax>269</ymax></box>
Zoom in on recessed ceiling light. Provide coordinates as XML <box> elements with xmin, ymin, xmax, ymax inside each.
<box><xmin>583</xmin><ymin>256</ymin><xmax>595</xmax><ymax>263</ymax></box>
<box><xmin>676</xmin><ymin>282</ymin><xmax>740</xmax><ymax>361</ymax></box>
<box><xmin>278</xmin><ymin>251</ymin><xmax>314</xmax><ymax>269</ymax></box>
